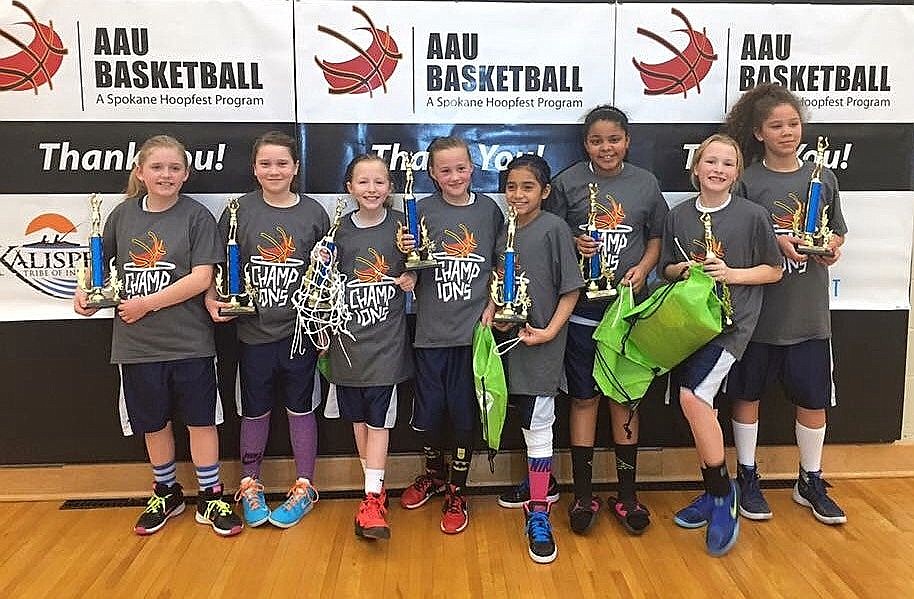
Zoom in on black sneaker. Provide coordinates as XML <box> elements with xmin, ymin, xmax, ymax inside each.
<box><xmin>134</xmin><ymin>482</ymin><xmax>185</xmax><ymax>536</ymax></box>
<box><xmin>195</xmin><ymin>484</ymin><xmax>244</xmax><ymax>536</ymax></box>
<box><xmin>497</xmin><ymin>476</ymin><xmax>560</xmax><ymax>509</ymax></box>
<box><xmin>568</xmin><ymin>495</ymin><xmax>602</xmax><ymax>534</ymax></box>
<box><xmin>793</xmin><ymin>468</ymin><xmax>847</xmax><ymax>525</ymax></box>
<box><xmin>737</xmin><ymin>464</ymin><xmax>772</xmax><ymax>520</ymax></box>
<box><xmin>524</xmin><ymin>501</ymin><xmax>557</xmax><ymax>564</ymax></box>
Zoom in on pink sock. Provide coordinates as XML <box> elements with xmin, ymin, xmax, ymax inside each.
<box><xmin>528</xmin><ymin>456</ymin><xmax>552</xmax><ymax>511</ymax></box>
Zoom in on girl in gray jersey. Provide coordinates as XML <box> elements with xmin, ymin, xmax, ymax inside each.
<box><xmin>75</xmin><ymin>135</ymin><xmax>242</xmax><ymax>537</ymax></box>
<box><xmin>489</xmin><ymin>155</ymin><xmax>583</xmax><ymax>563</ymax></box>
<box><xmin>330</xmin><ymin>154</ymin><xmax>416</xmax><ymax>540</ymax></box>
<box><xmin>723</xmin><ymin>84</ymin><xmax>849</xmax><ymax>526</ymax></box>
<box><xmin>206</xmin><ymin>132</ymin><xmax>327</xmax><ymax>530</ymax></box>
<box><xmin>663</xmin><ymin>135</ymin><xmax>782</xmax><ymax>556</ymax></box>
<box><xmin>507</xmin><ymin>105</ymin><xmax>667</xmax><ymax>537</ymax></box>
<box><xmin>399</xmin><ymin>137</ymin><xmax>504</xmax><ymax>535</ymax></box>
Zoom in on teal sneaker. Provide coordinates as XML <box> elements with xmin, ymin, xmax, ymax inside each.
<box><xmin>234</xmin><ymin>476</ymin><xmax>270</xmax><ymax>527</ymax></box>
<box><xmin>269</xmin><ymin>478</ymin><xmax>319</xmax><ymax>528</ymax></box>
<box><xmin>706</xmin><ymin>481</ymin><xmax>740</xmax><ymax>557</ymax></box>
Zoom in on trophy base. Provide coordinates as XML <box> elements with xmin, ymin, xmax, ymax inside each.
<box><xmin>796</xmin><ymin>244</ymin><xmax>834</xmax><ymax>257</ymax></box>
<box><xmin>494</xmin><ymin>311</ymin><xmax>527</xmax><ymax>325</ymax></box>
<box><xmin>85</xmin><ymin>297</ymin><xmax>120</xmax><ymax>309</ymax></box>
<box><xmin>404</xmin><ymin>258</ymin><xmax>439</xmax><ymax>271</ymax></box>
<box><xmin>219</xmin><ymin>304</ymin><xmax>257</xmax><ymax>317</ymax></box>
<box><xmin>585</xmin><ymin>288</ymin><xmax>618</xmax><ymax>301</ymax></box>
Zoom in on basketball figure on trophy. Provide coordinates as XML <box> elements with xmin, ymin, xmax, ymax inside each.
<box><xmin>214</xmin><ymin>198</ymin><xmax>257</xmax><ymax>316</ymax></box>
<box><xmin>77</xmin><ymin>193</ymin><xmax>122</xmax><ymax>308</ymax></box>
<box><xmin>396</xmin><ymin>154</ymin><xmax>438</xmax><ymax>270</ymax></box>
<box><xmin>794</xmin><ymin>136</ymin><xmax>835</xmax><ymax>257</ymax></box>
<box><xmin>490</xmin><ymin>205</ymin><xmax>531</xmax><ymax>324</ymax></box>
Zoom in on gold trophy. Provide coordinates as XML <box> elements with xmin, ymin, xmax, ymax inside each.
<box><xmin>214</xmin><ymin>198</ymin><xmax>257</xmax><ymax>316</ymax></box>
<box><xmin>581</xmin><ymin>182</ymin><xmax>617</xmax><ymax>300</ymax></box>
<box><xmin>794</xmin><ymin>136</ymin><xmax>835</xmax><ymax>257</ymax></box>
<box><xmin>700</xmin><ymin>211</ymin><xmax>734</xmax><ymax>327</ymax></box>
<box><xmin>77</xmin><ymin>193</ymin><xmax>122</xmax><ymax>308</ymax></box>
<box><xmin>396</xmin><ymin>154</ymin><xmax>438</xmax><ymax>270</ymax></box>
<box><xmin>490</xmin><ymin>205</ymin><xmax>531</xmax><ymax>324</ymax></box>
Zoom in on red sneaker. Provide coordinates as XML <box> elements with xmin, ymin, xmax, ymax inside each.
<box><xmin>440</xmin><ymin>485</ymin><xmax>469</xmax><ymax>534</ymax></box>
<box><xmin>355</xmin><ymin>493</ymin><xmax>390</xmax><ymax>540</ymax></box>
<box><xmin>400</xmin><ymin>473</ymin><xmax>446</xmax><ymax>509</ymax></box>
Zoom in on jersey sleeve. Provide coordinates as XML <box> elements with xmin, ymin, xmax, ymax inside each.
<box><xmin>189</xmin><ymin>206</ymin><xmax>224</xmax><ymax>267</ymax></box>
<box><xmin>553</xmin><ymin>224</ymin><xmax>585</xmax><ymax>295</ymax></box>
<box><xmin>822</xmin><ymin>169</ymin><xmax>848</xmax><ymax>237</ymax></box>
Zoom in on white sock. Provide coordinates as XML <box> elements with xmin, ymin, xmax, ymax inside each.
<box><xmin>796</xmin><ymin>421</ymin><xmax>826</xmax><ymax>473</ymax></box>
<box><xmin>732</xmin><ymin>420</ymin><xmax>759</xmax><ymax>467</ymax></box>
<box><xmin>364</xmin><ymin>468</ymin><xmax>385</xmax><ymax>495</ymax></box>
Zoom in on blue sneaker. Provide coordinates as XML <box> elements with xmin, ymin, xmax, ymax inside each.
<box><xmin>793</xmin><ymin>468</ymin><xmax>847</xmax><ymax>525</ymax></box>
<box><xmin>737</xmin><ymin>464</ymin><xmax>772</xmax><ymax>520</ymax></box>
<box><xmin>673</xmin><ymin>493</ymin><xmax>713</xmax><ymax>529</ymax></box>
<box><xmin>269</xmin><ymin>478</ymin><xmax>319</xmax><ymax>528</ymax></box>
<box><xmin>234</xmin><ymin>477</ymin><xmax>270</xmax><ymax>527</ymax></box>
<box><xmin>523</xmin><ymin>502</ymin><xmax>557</xmax><ymax>564</ymax></box>
<box><xmin>706</xmin><ymin>481</ymin><xmax>740</xmax><ymax>557</ymax></box>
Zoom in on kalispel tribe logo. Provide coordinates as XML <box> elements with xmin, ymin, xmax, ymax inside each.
<box><xmin>314</xmin><ymin>5</ymin><xmax>401</xmax><ymax>96</ymax></box>
<box><xmin>0</xmin><ymin>213</ymin><xmax>85</xmax><ymax>299</ymax></box>
<box><xmin>632</xmin><ymin>8</ymin><xmax>716</xmax><ymax>98</ymax></box>
<box><xmin>0</xmin><ymin>1</ymin><xmax>67</xmax><ymax>93</ymax></box>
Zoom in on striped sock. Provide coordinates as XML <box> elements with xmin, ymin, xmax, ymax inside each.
<box><xmin>528</xmin><ymin>456</ymin><xmax>553</xmax><ymax>511</ymax></box>
<box><xmin>152</xmin><ymin>460</ymin><xmax>177</xmax><ymax>488</ymax></box>
<box><xmin>196</xmin><ymin>463</ymin><xmax>220</xmax><ymax>492</ymax></box>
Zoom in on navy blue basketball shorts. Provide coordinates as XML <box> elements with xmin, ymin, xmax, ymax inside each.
<box><xmin>725</xmin><ymin>339</ymin><xmax>834</xmax><ymax>410</ymax></box>
<box><xmin>564</xmin><ymin>321</ymin><xmax>601</xmax><ymax>401</ymax></box>
<box><xmin>335</xmin><ymin>385</ymin><xmax>398</xmax><ymax>429</ymax></box>
<box><xmin>411</xmin><ymin>346</ymin><xmax>477</xmax><ymax>434</ymax></box>
<box><xmin>119</xmin><ymin>357</ymin><xmax>219</xmax><ymax>435</ymax></box>
<box><xmin>509</xmin><ymin>394</ymin><xmax>556</xmax><ymax>431</ymax></box>
<box><xmin>238</xmin><ymin>336</ymin><xmax>319</xmax><ymax>418</ymax></box>
<box><xmin>670</xmin><ymin>343</ymin><xmax>736</xmax><ymax>408</ymax></box>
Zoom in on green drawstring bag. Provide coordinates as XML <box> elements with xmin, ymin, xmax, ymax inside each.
<box><xmin>593</xmin><ymin>286</ymin><xmax>662</xmax><ymax>406</ymax></box>
<box><xmin>472</xmin><ymin>323</ymin><xmax>508</xmax><ymax>465</ymax></box>
<box><xmin>622</xmin><ymin>264</ymin><xmax>724</xmax><ymax>371</ymax></box>
<box><xmin>317</xmin><ymin>354</ymin><xmax>331</xmax><ymax>379</ymax></box>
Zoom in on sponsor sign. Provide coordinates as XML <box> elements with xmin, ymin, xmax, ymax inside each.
<box><xmin>296</xmin><ymin>1</ymin><xmax>613</xmax><ymax>124</ymax></box>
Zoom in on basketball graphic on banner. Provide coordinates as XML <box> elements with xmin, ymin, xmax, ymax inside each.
<box><xmin>0</xmin><ymin>1</ymin><xmax>67</xmax><ymax>93</ymax></box>
<box><xmin>632</xmin><ymin>8</ymin><xmax>717</xmax><ymax>98</ymax></box>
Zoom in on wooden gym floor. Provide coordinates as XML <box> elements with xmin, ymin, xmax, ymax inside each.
<box><xmin>0</xmin><ymin>478</ymin><xmax>912</xmax><ymax>598</ymax></box>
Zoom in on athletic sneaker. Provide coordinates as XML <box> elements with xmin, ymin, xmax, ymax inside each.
<box><xmin>568</xmin><ymin>495</ymin><xmax>602</xmax><ymax>534</ymax></box>
<box><xmin>737</xmin><ymin>464</ymin><xmax>772</xmax><ymax>520</ymax></box>
<box><xmin>134</xmin><ymin>482</ymin><xmax>185</xmax><ymax>535</ymax></box>
<box><xmin>524</xmin><ymin>502</ymin><xmax>557</xmax><ymax>564</ymax></box>
<box><xmin>269</xmin><ymin>478</ymin><xmax>319</xmax><ymax>528</ymax></box>
<box><xmin>440</xmin><ymin>484</ymin><xmax>469</xmax><ymax>534</ymax></box>
<box><xmin>610</xmin><ymin>496</ymin><xmax>651</xmax><ymax>535</ymax></box>
<box><xmin>497</xmin><ymin>475</ymin><xmax>560</xmax><ymax>508</ymax></box>
<box><xmin>706</xmin><ymin>481</ymin><xmax>740</xmax><ymax>557</ymax></box>
<box><xmin>400</xmin><ymin>472</ymin><xmax>446</xmax><ymax>509</ymax></box>
<box><xmin>793</xmin><ymin>468</ymin><xmax>847</xmax><ymax>525</ymax></box>
<box><xmin>195</xmin><ymin>484</ymin><xmax>244</xmax><ymax>536</ymax></box>
<box><xmin>234</xmin><ymin>476</ymin><xmax>270</xmax><ymax>527</ymax></box>
<box><xmin>355</xmin><ymin>492</ymin><xmax>390</xmax><ymax>539</ymax></box>
<box><xmin>673</xmin><ymin>493</ymin><xmax>713</xmax><ymax>529</ymax></box>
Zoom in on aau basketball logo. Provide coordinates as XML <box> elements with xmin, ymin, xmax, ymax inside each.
<box><xmin>632</xmin><ymin>8</ymin><xmax>717</xmax><ymax>98</ymax></box>
<box><xmin>314</xmin><ymin>5</ymin><xmax>401</xmax><ymax>96</ymax></box>
<box><xmin>0</xmin><ymin>1</ymin><xmax>67</xmax><ymax>93</ymax></box>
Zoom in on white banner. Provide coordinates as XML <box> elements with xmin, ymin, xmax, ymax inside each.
<box><xmin>296</xmin><ymin>1</ymin><xmax>614</xmax><ymax>124</ymax></box>
<box><xmin>617</xmin><ymin>3</ymin><xmax>914</xmax><ymax>123</ymax></box>
<box><xmin>0</xmin><ymin>0</ymin><xmax>295</xmax><ymax>122</ymax></box>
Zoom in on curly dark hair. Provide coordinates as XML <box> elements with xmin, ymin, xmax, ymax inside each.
<box><xmin>724</xmin><ymin>83</ymin><xmax>807</xmax><ymax>165</ymax></box>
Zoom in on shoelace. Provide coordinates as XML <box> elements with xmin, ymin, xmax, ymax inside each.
<box><xmin>412</xmin><ymin>474</ymin><xmax>438</xmax><ymax>492</ymax></box>
<box><xmin>144</xmin><ymin>493</ymin><xmax>167</xmax><ymax>514</ymax></box>
<box><xmin>234</xmin><ymin>480</ymin><xmax>265</xmax><ymax>510</ymax></box>
<box><xmin>360</xmin><ymin>495</ymin><xmax>385</xmax><ymax>517</ymax></box>
<box><xmin>805</xmin><ymin>472</ymin><xmax>828</xmax><ymax>497</ymax></box>
<box><xmin>444</xmin><ymin>492</ymin><xmax>465</xmax><ymax>514</ymax></box>
<box><xmin>203</xmin><ymin>498</ymin><xmax>234</xmax><ymax>519</ymax></box>
<box><xmin>281</xmin><ymin>480</ymin><xmax>317</xmax><ymax>510</ymax></box>
<box><xmin>526</xmin><ymin>511</ymin><xmax>552</xmax><ymax>542</ymax></box>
